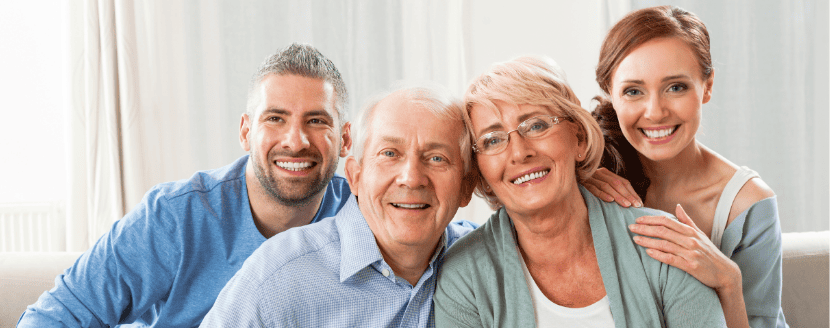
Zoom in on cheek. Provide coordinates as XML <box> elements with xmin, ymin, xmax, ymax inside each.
<box><xmin>475</xmin><ymin>154</ymin><xmax>504</xmax><ymax>184</ymax></box>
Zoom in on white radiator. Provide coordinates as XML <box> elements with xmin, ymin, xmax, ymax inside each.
<box><xmin>0</xmin><ymin>202</ymin><xmax>66</xmax><ymax>252</ymax></box>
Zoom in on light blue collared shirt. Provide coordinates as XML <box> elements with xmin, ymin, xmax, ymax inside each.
<box><xmin>201</xmin><ymin>195</ymin><xmax>476</xmax><ymax>328</ymax></box>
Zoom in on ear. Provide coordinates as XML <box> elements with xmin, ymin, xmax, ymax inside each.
<box><xmin>570</xmin><ymin>121</ymin><xmax>588</xmax><ymax>160</ymax></box>
<box><xmin>458</xmin><ymin>169</ymin><xmax>477</xmax><ymax>208</ymax></box>
<box><xmin>239</xmin><ymin>113</ymin><xmax>252</xmax><ymax>151</ymax></box>
<box><xmin>339</xmin><ymin>122</ymin><xmax>352</xmax><ymax>157</ymax></box>
<box><xmin>344</xmin><ymin>156</ymin><xmax>361</xmax><ymax>196</ymax></box>
<box><xmin>702</xmin><ymin>70</ymin><xmax>715</xmax><ymax>104</ymax></box>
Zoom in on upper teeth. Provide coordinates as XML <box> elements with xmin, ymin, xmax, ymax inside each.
<box><xmin>642</xmin><ymin>127</ymin><xmax>676</xmax><ymax>139</ymax></box>
<box><xmin>393</xmin><ymin>203</ymin><xmax>427</xmax><ymax>209</ymax></box>
<box><xmin>276</xmin><ymin>161</ymin><xmax>313</xmax><ymax>171</ymax></box>
<box><xmin>513</xmin><ymin>170</ymin><xmax>549</xmax><ymax>185</ymax></box>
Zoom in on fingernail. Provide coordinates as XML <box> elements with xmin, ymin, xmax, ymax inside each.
<box><xmin>624</xmin><ymin>201</ymin><xmax>631</xmax><ymax>207</ymax></box>
<box><xmin>629</xmin><ymin>224</ymin><xmax>637</xmax><ymax>231</ymax></box>
<box><xmin>605</xmin><ymin>196</ymin><xmax>614</xmax><ymax>202</ymax></box>
<box><xmin>633</xmin><ymin>236</ymin><xmax>642</xmax><ymax>242</ymax></box>
<box><xmin>634</xmin><ymin>201</ymin><xmax>642</xmax><ymax>207</ymax></box>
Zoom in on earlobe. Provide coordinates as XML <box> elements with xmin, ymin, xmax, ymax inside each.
<box><xmin>239</xmin><ymin>113</ymin><xmax>252</xmax><ymax>151</ymax></box>
<box><xmin>344</xmin><ymin>156</ymin><xmax>361</xmax><ymax>195</ymax></box>
<box><xmin>340</xmin><ymin>122</ymin><xmax>352</xmax><ymax>157</ymax></box>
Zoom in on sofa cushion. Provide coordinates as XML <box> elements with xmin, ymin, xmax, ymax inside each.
<box><xmin>781</xmin><ymin>231</ymin><xmax>829</xmax><ymax>328</ymax></box>
<box><xmin>0</xmin><ymin>252</ymin><xmax>83</xmax><ymax>328</ymax></box>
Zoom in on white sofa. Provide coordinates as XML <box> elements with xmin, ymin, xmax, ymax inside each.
<box><xmin>1</xmin><ymin>231</ymin><xmax>827</xmax><ymax>327</ymax></box>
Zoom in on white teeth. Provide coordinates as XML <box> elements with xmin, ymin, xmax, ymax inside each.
<box><xmin>276</xmin><ymin>161</ymin><xmax>313</xmax><ymax>171</ymax></box>
<box><xmin>512</xmin><ymin>170</ymin><xmax>549</xmax><ymax>185</ymax></box>
<box><xmin>642</xmin><ymin>126</ymin><xmax>676</xmax><ymax>139</ymax></box>
<box><xmin>393</xmin><ymin>203</ymin><xmax>427</xmax><ymax>209</ymax></box>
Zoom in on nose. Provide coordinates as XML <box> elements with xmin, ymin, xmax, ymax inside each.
<box><xmin>282</xmin><ymin>122</ymin><xmax>310</xmax><ymax>151</ymax></box>
<box><xmin>643</xmin><ymin>94</ymin><xmax>668</xmax><ymax>122</ymax></box>
<box><xmin>396</xmin><ymin>156</ymin><xmax>428</xmax><ymax>189</ymax></box>
<box><xmin>508</xmin><ymin>131</ymin><xmax>535</xmax><ymax>164</ymax></box>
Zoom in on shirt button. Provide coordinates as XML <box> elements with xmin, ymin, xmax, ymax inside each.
<box><xmin>382</xmin><ymin>269</ymin><xmax>390</xmax><ymax>277</ymax></box>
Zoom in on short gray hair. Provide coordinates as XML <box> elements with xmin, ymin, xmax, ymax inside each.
<box><xmin>351</xmin><ymin>82</ymin><xmax>472</xmax><ymax>174</ymax></box>
<box><xmin>246</xmin><ymin>43</ymin><xmax>348</xmax><ymax>123</ymax></box>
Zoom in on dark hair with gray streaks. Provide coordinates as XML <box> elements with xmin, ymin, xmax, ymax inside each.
<box><xmin>246</xmin><ymin>43</ymin><xmax>348</xmax><ymax>124</ymax></box>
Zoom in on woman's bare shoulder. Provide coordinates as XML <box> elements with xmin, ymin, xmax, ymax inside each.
<box><xmin>729</xmin><ymin>174</ymin><xmax>775</xmax><ymax>223</ymax></box>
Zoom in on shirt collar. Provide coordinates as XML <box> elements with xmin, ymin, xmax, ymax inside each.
<box><xmin>338</xmin><ymin>195</ymin><xmax>384</xmax><ymax>282</ymax></box>
<box><xmin>337</xmin><ymin>194</ymin><xmax>449</xmax><ymax>283</ymax></box>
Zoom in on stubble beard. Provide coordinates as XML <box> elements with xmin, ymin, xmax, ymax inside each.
<box><xmin>251</xmin><ymin>147</ymin><xmax>338</xmax><ymax>207</ymax></box>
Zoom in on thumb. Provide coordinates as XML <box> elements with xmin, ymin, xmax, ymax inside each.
<box><xmin>675</xmin><ymin>204</ymin><xmax>698</xmax><ymax>228</ymax></box>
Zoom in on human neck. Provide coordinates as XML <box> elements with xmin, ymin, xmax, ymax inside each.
<box><xmin>376</xmin><ymin>235</ymin><xmax>443</xmax><ymax>286</ymax></box>
<box><xmin>245</xmin><ymin>163</ymin><xmax>325</xmax><ymax>239</ymax></box>
<box><xmin>640</xmin><ymin>139</ymin><xmax>709</xmax><ymax>195</ymax></box>
<box><xmin>510</xmin><ymin>184</ymin><xmax>593</xmax><ymax>264</ymax></box>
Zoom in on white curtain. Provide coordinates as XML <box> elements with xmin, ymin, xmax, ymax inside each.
<box><xmin>66</xmin><ymin>0</ymin><xmax>468</xmax><ymax>250</ymax></box>
<box><xmin>616</xmin><ymin>0</ymin><xmax>829</xmax><ymax>232</ymax></box>
<box><xmin>66</xmin><ymin>0</ymin><xmax>826</xmax><ymax>252</ymax></box>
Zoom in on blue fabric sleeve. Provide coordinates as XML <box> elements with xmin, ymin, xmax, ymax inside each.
<box><xmin>661</xmin><ymin>263</ymin><xmax>728</xmax><ymax>327</ymax></box>
<box><xmin>199</xmin><ymin>268</ymin><xmax>265</xmax><ymax>328</ymax></box>
<box><xmin>18</xmin><ymin>187</ymin><xmax>181</xmax><ymax>327</ymax></box>
<box><xmin>720</xmin><ymin>197</ymin><xmax>786</xmax><ymax>328</ymax></box>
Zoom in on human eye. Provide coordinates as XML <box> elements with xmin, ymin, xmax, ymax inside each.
<box><xmin>480</xmin><ymin>134</ymin><xmax>506</xmax><ymax>151</ymax></box>
<box><xmin>623</xmin><ymin>88</ymin><xmax>642</xmax><ymax>97</ymax></box>
<box><xmin>308</xmin><ymin>117</ymin><xmax>330</xmax><ymax>126</ymax></box>
<box><xmin>381</xmin><ymin>150</ymin><xmax>396</xmax><ymax>158</ymax></box>
<box><xmin>667</xmin><ymin>83</ymin><xmax>688</xmax><ymax>93</ymax></box>
<box><xmin>429</xmin><ymin>155</ymin><xmax>446</xmax><ymax>163</ymax></box>
<box><xmin>528</xmin><ymin>118</ymin><xmax>550</xmax><ymax>131</ymax></box>
<box><xmin>265</xmin><ymin>115</ymin><xmax>284</xmax><ymax>123</ymax></box>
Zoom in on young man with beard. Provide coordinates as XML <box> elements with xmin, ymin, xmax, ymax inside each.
<box><xmin>18</xmin><ymin>43</ymin><xmax>352</xmax><ymax>328</ymax></box>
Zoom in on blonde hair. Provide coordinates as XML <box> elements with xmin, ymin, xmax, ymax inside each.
<box><xmin>464</xmin><ymin>55</ymin><xmax>603</xmax><ymax>210</ymax></box>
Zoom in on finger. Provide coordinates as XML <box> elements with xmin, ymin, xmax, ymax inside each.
<box><xmin>674</xmin><ymin>204</ymin><xmax>699</xmax><ymax>229</ymax></box>
<box><xmin>629</xmin><ymin>220</ymin><xmax>693</xmax><ymax>246</ymax></box>
<box><xmin>644</xmin><ymin>248</ymin><xmax>692</xmax><ymax>273</ymax></box>
<box><xmin>633</xmin><ymin>235</ymin><xmax>686</xmax><ymax>255</ymax></box>
<box><xmin>621</xmin><ymin>179</ymin><xmax>643</xmax><ymax>207</ymax></box>
<box><xmin>593</xmin><ymin>168</ymin><xmax>642</xmax><ymax>207</ymax></box>
<box><xmin>583</xmin><ymin>181</ymin><xmax>616</xmax><ymax>203</ymax></box>
<box><xmin>592</xmin><ymin>179</ymin><xmax>632</xmax><ymax>207</ymax></box>
<box><xmin>634</xmin><ymin>215</ymin><xmax>696</xmax><ymax>236</ymax></box>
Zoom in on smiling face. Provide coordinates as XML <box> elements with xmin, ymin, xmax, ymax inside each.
<box><xmin>609</xmin><ymin>37</ymin><xmax>714</xmax><ymax>162</ymax></box>
<box><xmin>241</xmin><ymin>73</ymin><xmax>350</xmax><ymax>206</ymax></box>
<box><xmin>470</xmin><ymin>101</ymin><xmax>585</xmax><ymax>217</ymax></box>
<box><xmin>345</xmin><ymin>92</ymin><xmax>471</xmax><ymax>252</ymax></box>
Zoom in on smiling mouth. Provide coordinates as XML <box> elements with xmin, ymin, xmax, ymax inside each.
<box><xmin>639</xmin><ymin>125</ymin><xmax>679</xmax><ymax>139</ymax></box>
<box><xmin>391</xmin><ymin>203</ymin><xmax>430</xmax><ymax>209</ymax></box>
<box><xmin>512</xmin><ymin>169</ymin><xmax>550</xmax><ymax>185</ymax></box>
<box><xmin>275</xmin><ymin>161</ymin><xmax>316</xmax><ymax>171</ymax></box>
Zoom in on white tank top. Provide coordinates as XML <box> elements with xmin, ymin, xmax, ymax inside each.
<box><xmin>519</xmin><ymin>252</ymin><xmax>615</xmax><ymax>328</ymax></box>
<box><xmin>710</xmin><ymin>166</ymin><xmax>759</xmax><ymax>248</ymax></box>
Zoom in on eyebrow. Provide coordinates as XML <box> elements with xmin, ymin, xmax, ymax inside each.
<box><xmin>378</xmin><ymin>136</ymin><xmax>455</xmax><ymax>152</ymax></box>
<box><xmin>260</xmin><ymin>108</ymin><xmax>335</xmax><ymax>121</ymax></box>
<box><xmin>621</xmin><ymin>74</ymin><xmax>691</xmax><ymax>85</ymax></box>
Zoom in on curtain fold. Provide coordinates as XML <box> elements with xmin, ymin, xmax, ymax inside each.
<box><xmin>65</xmin><ymin>0</ymin><xmax>470</xmax><ymax>250</ymax></box>
<box><xmin>67</xmin><ymin>0</ymin><xmax>128</xmax><ymax>251</ymax></box>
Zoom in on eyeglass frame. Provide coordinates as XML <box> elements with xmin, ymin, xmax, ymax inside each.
<box><xmin>471</xmin><ymin>115</ymin><xmax>570</xmax><ymax>155</ymax></box>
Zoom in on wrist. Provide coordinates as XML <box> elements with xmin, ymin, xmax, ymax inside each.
<box><xmin>715</xmin><ymin>261</ymin><xmax>743</xmax><ymax>295</ymax></box>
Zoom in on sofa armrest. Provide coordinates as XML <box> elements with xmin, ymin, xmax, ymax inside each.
<box><xmin>781</xmin><ymin>231</ymin><xmax>829</xmax><ymax>328</ymax></box>
<box><xmin>0</xmin><ymin>252</ymin><xmax>84</xmax><ymax>327</ymax></box>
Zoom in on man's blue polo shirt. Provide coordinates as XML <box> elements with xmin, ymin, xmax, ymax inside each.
<box><xmin>18</xmin><ymin>155</ymin><xmax>351</xmax><ymax>327</ymax></box>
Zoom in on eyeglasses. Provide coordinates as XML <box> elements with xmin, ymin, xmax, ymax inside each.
<box><xmin>473</xmin><ymin>115</ymin><xmax>566</xmax><ymax>155</ymax></box>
